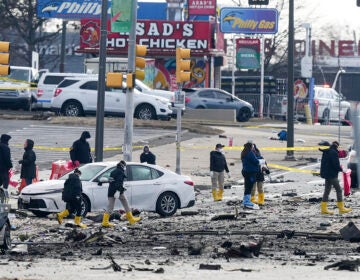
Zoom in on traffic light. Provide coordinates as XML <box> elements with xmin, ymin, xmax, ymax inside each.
<box><xmin>0</xmin><ymin>41</ymin><xmax>10</xmax><ymax>76</ymax></box>
<box><xmin>126</xmin><ymin>73</ymin><xmax>135</xmax><ymax>88</ymax></box>
<box><xmin>358</xmin><ymin>0</ymin><xmax>360</xmax><ymax>6</ymax></box>
<box><xmin>135</xmin><ymin>44</ymin><xmax>147</xmax><ymax>81</ymax></box>
<box><xmin>176</xmin><ymin>48</ymin><xmax>191</xmax><ymax>83</ymax></box>
<box><xmin>106</xmin><ymin>72</ymin><xmax>123</xmax><ymax>88</ymax></box>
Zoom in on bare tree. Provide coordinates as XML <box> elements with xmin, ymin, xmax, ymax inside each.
<box><xmin>0</xmin><ymin>0</ymin><xmax>61</xmax><ymax>68</ymax></box>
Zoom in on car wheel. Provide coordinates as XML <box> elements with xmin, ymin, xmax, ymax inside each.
<box><xmin>237</xmin><ymin>107</ymin><xmax>251</xmax><ymax>122</ymax></box>
<box><xmin>62</xmin><ymin>101</ymin><xmax>84</xmax><ymax>117</ymax></box>
<box><xmin>156</xmin><ymin>191</ymin><xmax>179</xmax><ymax>217</ymax></box>
<box><xmin>31</xmin><ymin>210</ymin><xmax>50</xmax><ymax>217</ymax></box>
<box><xmin>0</xmin><ymin>222</ymin><xmax>11</xmax><ymax>251</ymax></box>
<box><xmin>136</xmin><ymin>104</ymin><xmax>156</xmax><ymax>120</ymax></box>
<box><xmin>80</xmin><ymin>195</ymin><xmax>90</xmax><ymax>217</ymax></box>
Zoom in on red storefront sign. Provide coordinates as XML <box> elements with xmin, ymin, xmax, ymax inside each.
<box><xmin>79</xmin><ymin>19</ymin><xmax>212</xmax><ymax>56</ymax></box>
<box><xmin>188</xmin><ymin>0</ymin><xmax>217</xmax><ymax>16</ymax></box>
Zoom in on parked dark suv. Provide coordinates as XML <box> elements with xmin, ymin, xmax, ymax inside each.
<box><xmin>183</xmin><ymin>88</ymin><xmax>254</xmax><ymax>122</ymax></box>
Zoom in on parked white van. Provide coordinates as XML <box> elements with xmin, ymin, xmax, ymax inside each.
<box><xmin>35</xmin><ymin>72</ymin><xmax>94</xmax><ymax>109</ymax></box>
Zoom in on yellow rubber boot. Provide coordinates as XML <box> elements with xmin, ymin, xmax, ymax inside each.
<box><xmin>212</xmin><ymin>190</ymin><xmax>220</xmax><ymax>201</ymax></box>
<box><xmin>126</xmin><ymin>212</ymin><xmax>141</xmax><ymax>225</ymax></box>
<box><xmin>101</xmin><ymin>212</ymin><xmax>114</xmax><ymax>227</ymax></box>
<box><xmin>320</xmin><ymin>202</ymin><xmax>334</xmax><ymax>215</ymax></box>
<box><xmin>217</xmin><ymin>189</ymin><xmax>224</xmax><ymax>201</ymax></box>
<box><xmin>74</xmin><ymin>216</ymin><xmax>87</xmax><ymax>228</ymax></box>
<box><xmin>250</xmin><ymin>195</ymin><xmax>257</xmax><ymax>204</ymax></box>
<box><xmin>258</xmin><ymin>193</ymin><xmax>265</xmax><ymax>205</ymax></box>
<box><xmin>56</xmin><ymin>209</ymin><xmax>69</xmax><ymax>224</ymax></box>
<box><xmin>337</xmin><ymin>201</ymin><xmax>352</xmax><ymax>214</ymax></box>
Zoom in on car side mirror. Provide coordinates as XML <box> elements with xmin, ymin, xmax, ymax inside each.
<box><xmin>97</xmin><ymin>177</ymin><xmax>109</xmax><ymax>186</ymax></box>
<box><xmin>226</xmin><ymin>97</ymin><xmax>233</xmax><ymax>102</ymax></box>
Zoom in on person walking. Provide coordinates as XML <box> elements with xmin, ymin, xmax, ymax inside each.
<box><xmin>140</xmin><ymin>145</ymin><xmax>156</xmax><ymax>164</ymax></box>
<box><xmin>56</xmin><ymin>168</ymin><xmax>87</xmax><ymax>228</ymax></box>
<box><xmin>102</xmin><ymin>160</ymin><xmax>141</xmax><ymax>227</ymax></box>
<box><xmin>250</xmin><ymin>143</ymin><xmax>269</xmax><ymax>206</ymax></box>
<box><xmin>70</xmin><ymin>131</ymin><xmax>92</xmax><ymax>165</ymax></box>
<box><xmin>19</xmin><ymin>139</ymin><xmax>37</xmax><ymax>187</ymax></box>
<box><xmin>210</xmin><ymin>143</ymin><xmax>230</xmax><ymax>202</ymax></box>
<box><xmin>320</xmin><ymin>141</ymin><xmax>352</xmax><ymax>214</ymax></box>
<box><xmin>241</xmin><ymin>142</ymin><xmax>260</xmax><ymax>210</ymax></box>
<box><xmin>0</xmin><ymin>134</ymin><xmax>13</xmax><ymax>199</ymax></box>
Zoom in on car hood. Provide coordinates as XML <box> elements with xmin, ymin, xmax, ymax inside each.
<box><xmin>20</xmin><ymin>180</ymin><xmax>65</xmax><ymax>194</ymax></box>
<box><xmin>0</xmin><ymin>80</ymin><xmax>28</xmax><ymax>89</ymax></box>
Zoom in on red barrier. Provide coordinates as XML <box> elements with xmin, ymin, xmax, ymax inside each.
<box><xmin>313</xmin><ymin>100</ymin><xmax>319</xmax><ymax>124</ymax></box>
<box><xmin>8</xmin><ymin>169</ymin><xmax>18</xmax><ymax>188</ymax></box>
<box><xmin>343</xmin><ymin>170</ymin><xmax>351</xmax><ymax>197</ymax></box>
<box><xmin>18</xmin><ymin>166</ymin><xmax>39</xmax><ymax>192</ymax></box>
<box><xmin>49</xmin><ymin>160</ymin><xmax>79</xmax><ymax>180</ymax></box>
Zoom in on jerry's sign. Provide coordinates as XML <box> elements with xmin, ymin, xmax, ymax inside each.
<box><xmin>220</xmin><ymin>8</ymin><xmax>278</xmax><ymax>34</ymax></box>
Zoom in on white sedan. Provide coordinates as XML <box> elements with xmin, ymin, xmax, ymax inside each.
<box><xmin>18</xmin><ymin>162</ymin><xmax>196</xmax><ymax>217</ymax></box>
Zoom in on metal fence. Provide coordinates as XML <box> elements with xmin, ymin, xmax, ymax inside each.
<box><xmin>237</xmin><ymin>94</ymin><xmax>352</xmax><ymax>124</ymax></box>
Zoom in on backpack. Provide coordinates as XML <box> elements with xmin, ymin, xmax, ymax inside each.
<box><xmin>278</xmin><ymin>130</ymin><xmax>287</xmax><ymax>141</ymax></box>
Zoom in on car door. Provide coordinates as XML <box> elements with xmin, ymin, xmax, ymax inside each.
<box><xmin>197</xmin><ymin>90</ymin><xmax>217</xmax><ymax>108</ymax></box>
<box><xmin>79</xmin><ymin>81</ymin><xmax>98</xmax><ymax>111</ymax></box>
<box><xmin>125</xmin><ymin>165</ymin><xmax>164</xmax><ymax>211</ymax></box>
<box><xmin>86</xmin><ymin>166</ymin><xmax>118</xmax><ymax>211</ymax></box>
<box><xmin>105</xmin><ymin>87</ymin><xmax>126</xmax><ymax>113</ymax></box>
<box><xmin>215</xmin><ymin>91</ymin><xmax>236</xmax><ymax>109</ymax></box>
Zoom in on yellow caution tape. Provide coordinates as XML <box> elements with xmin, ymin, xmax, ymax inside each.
<box><xmin>267</xmin><ymin>163</ymin><xmax>319</xmax><ymax>174</ymax></box>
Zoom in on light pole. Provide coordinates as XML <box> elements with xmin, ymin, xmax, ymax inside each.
<box><xmin>286</xmin><ymin>0</ymin><xmax>295</xmax><ymax>160</ymax></box>
<box><xmin>94</xmin><ymin>0</ymin><xmax>108</xmax><ymax>162</ymax></box>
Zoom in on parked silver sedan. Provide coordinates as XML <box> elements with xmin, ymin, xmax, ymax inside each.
<box><xmin>183</xmin><ymin>88</ymin><xmax>254</xmax><ymax>122</ymax></box>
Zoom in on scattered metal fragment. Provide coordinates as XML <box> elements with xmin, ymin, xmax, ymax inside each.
<box><xmin>199</xmin><ymin>264</ymin><xmax>221</xmax><ymax>270</ymax></box>
<box><xmin>324</xmin><ymin>259</ymin><xmax>360</xmax><ymax>271</ymax></box>
<box><xmin>153</xmin><ymin>267</ymin><xmax>165</xmax><ymax>273</ymax></box>
<box><xmin>108</xmin><ymin>254</ymin><xmax>121</xmax><ymax>272</ymax></box>
<box><xmin>180</xmin><ymin>210</ymin><xmax>199</xmax><ymax>216</ymax></box>
<box><xmin>340</xmin><ymin>222</ymin><xmax>360</xmax><ymax>242</ymax></box>
<box><xmin>282</xmin><ymin>189</ymin><xmax>297</xmax><ymax>197</ymax></box>
<box><xmin>91</xmin><ymin>248</ymin><xmax>102</xmax><ymax>256</ymax></box>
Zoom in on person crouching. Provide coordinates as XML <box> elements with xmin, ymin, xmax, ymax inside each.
<box><xmin>102</xmin><ymin>161</ymin><xmax>141</xmax><ymax>227</ymax></box>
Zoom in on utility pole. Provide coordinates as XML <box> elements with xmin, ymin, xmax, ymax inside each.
<box><xmin>286</xmin><ymin>0</ymin><xmax>295</xmax><ymax>160</ymax></box>
<box><xmin>59</xmin><ymin>21</ymin><xmax>67</xmax><ymax>73</ymax></box>
<box><xmin>123</xmin><ymin>0</ymin><xmax>138</xmax><ymax>162</ymax></box>
<box><xmin>94</xmin><ymin>0</ymin><xmax>108</xmax><ymax>162</ymax></box>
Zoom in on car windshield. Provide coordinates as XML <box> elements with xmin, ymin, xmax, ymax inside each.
<box><xmin>7</xmin><ymin>69</ymin><xmax>31</xmax><ymax>82</ymax></box>
<box><xmin>59</xmin><ymin>165</ymin><xmax>108</xmax><ymax>181</ymax></box>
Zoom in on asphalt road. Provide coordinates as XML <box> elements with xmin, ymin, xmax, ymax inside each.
<box><xmin>0</xmin><ymin>119</ymin><xmax>175</xmax><ymax>170</ymax></box>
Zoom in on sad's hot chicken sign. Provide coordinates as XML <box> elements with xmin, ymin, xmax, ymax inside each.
<box><xmin>80</xmin><ymin>19</ymin><xmax>213</xmax><ymax>56</ymax></box>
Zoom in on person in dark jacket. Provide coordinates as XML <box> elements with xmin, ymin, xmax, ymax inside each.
<box><xmin>56</xmin><ymin>168</ymin><xmax>87</xmax><ymax>228</ymax></box>
<box><xmin>102</xmin><ymin>161</ymin><xmax>141</xmax><ymax>227</ymax></box>
<box><xmin>0</xmin><ymin>134</ymin><xmax>13</xmax><ymax>198</ymax></box>
<box><xmin>210</xmin><ymin>143</ymin><xmax>230</xmax><ymax>201</ymax></box>
<box><xmin>140</xmin><ymin>145</ymin><xmax>156</xmax><ymax>164</ymax></box>
<box><xmin>70</xmin><ymin>131</ymin><xmax>92</xmax><ymax>165</ymax></box>
<box><xmin>241</xmin><ymin>142</ymin><xmax>260</xmax><ymax>210</ymax></box>
<box><xmin>320</xmin><ymin>141</ymin><xmax>351</xmax><ymax>214</ymax></box>
<box><xmin>19</xmin><ymin>139</ymin><xmax>36</xmax><ymax>186</ymax></box>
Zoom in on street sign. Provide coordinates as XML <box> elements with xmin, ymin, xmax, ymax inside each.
<box><xmin>236</xmin><ymin>38</ymin><xmax>260</xmax><ymax>69</ymax></box>
<box><xmin>111</xmin><ymin>0</ymin><xmax>133</xmax><ymax>33</ymax></box>
<box><xmin>174</xmin><ymin>90</ymin><xmax>185</xmax><ymax>108</ymax></box>
<box><xmin>220</xmin><ymin>8</ymin><xmax>278</xmax><ymax>34</ymax></box>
